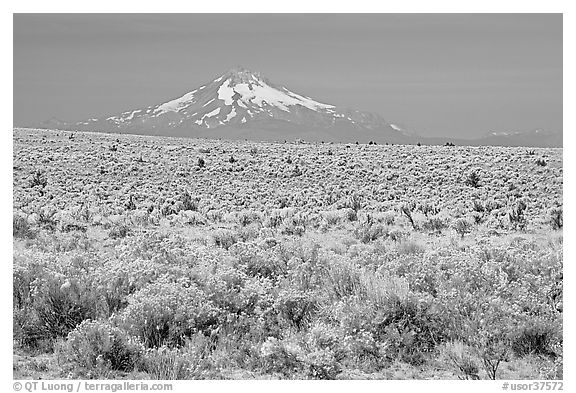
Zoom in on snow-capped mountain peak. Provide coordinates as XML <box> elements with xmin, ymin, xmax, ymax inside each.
<box><xmin>150</xmin><ymin>66</ymin><xmax>336</xmax><ymax>122</ymax></box>
<box><xmin>68</xmin><ymin>66</ymin><xmax>412</xmax><ymax>142</ymax></box>
<box><xmin>216</xmin><ymin>66</ymin><xmax>335</xmax><ymax>112</ymax></box>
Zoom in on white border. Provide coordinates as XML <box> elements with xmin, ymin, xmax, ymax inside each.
<box><xmin>4</xmin><ymin>2</ymin><xmax>572</xmax><ymax>392</ymax></box>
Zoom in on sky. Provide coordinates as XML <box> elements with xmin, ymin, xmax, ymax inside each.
<box><xmin>13</xmin><ymin>13</ymin><xmax>562</xmax><ymax>138</ymax></box>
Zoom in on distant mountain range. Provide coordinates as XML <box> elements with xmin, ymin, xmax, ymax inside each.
<box><xmin>34</xmin><ymin>67</ymin><xmax>562</xmax><ymax>147</ymax></box>
<box><xmin>421</xmin><ymin>129</ymin><xmax>562</xmax><ymax>148</ymax></box>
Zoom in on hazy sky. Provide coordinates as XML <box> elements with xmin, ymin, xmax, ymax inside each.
<box><xmin>13</xmin><ymin>13</ymin><xmax>562</xmax><ymax>138</ymax></box>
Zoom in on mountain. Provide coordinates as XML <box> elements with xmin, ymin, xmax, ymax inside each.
<box><xmin>64</xmin><ymin>66</ymin><xmax>412</xmax><ymax>144</ymax></box>
<box><xmin>34</xmin><ymin>66</ymin><xmax>562</xmax><ymax>147</ymax></box>
<box><xmin>37</xmin><ymin>117</ymin><xmax>70</xmax><ymax>130</ymax></box>
<box><xmin>475</xmin><ymin>129</ymin><xmax>562</xmax><ymax>148</ymax></box>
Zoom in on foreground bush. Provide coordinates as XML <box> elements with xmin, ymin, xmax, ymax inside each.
<box><xmin>58</xmin><ymin>320</ymin><xmax>144</xmax><ymax>376</ymax></box>
<box><xmin>13</xmin><ymin>252</ymin><xmax>103</xmax><ymax>348</ymax></box>
<box><xmin>116</xmin><ymin>281</ymin><xmax>220</xmax><ymax>348</ymax></box>
<box><xmin>140</xmin><ymin>344</ymin><xmax>198</xmax><ymax>379</ymax></box>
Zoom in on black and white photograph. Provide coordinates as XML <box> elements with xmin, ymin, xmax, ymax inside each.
<box><xmin>10</xmin><ymin>7</ymin><xmax>567</xmax><ymax>387</ymax></box>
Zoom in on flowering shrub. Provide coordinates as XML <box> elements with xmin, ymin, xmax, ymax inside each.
<box><xmin>299</xmin><ymin>348</ymin><xmax>341</xmax><ymax>379</ymax></box>
<box><xmin>441</xmin><ymin>341</ymin><xmax>480</xmax><ymax>380</ymax></box>
<box><xmin>13</xmin><ymin>213</ymin><xmax>35</xmax><ymax>239</ymax></box>
<box><xmin>274</xmin><ymin>289</ymin><xmax>319</xmax><ymax>330</ymax></box>
<box><xmin>212</xmin><ymin>229</ymin><xmax>237</xmax><ymax>250</ymax></box>
<box><xmin>140</xmin><ymin>345</ymin><xmax>194</xmax><ymax>379</ymax></box>
<box><xmin>260</xmin><ymin>336</ymin><xmax>304</xmax><ymax>376</ymax></box>
<box><xmin>13</xmin><ymin>250</ymin><xmax>103</xmax><ymax>348</ymax></box>
<box><xmin>230</xmin><ymin>242</ymin><xmax>286</xmax><ymax>279</ymax></box>
<box><xmin>354</xmin><ymin>218</ymin><xmax>388</xmax><ymax>243</ymax></box>
<box><xmin>510</xmin><ymin>318</ymin><xmax>561</xmax><ymax>357</ymax></box>
<box><xmin>549</xmin><ymin>208</ymin><xmax>563</xmax><ymax>230</ymax></box>
<box><xmin>60</xmin><ymin>320</ymin><xmax>144</xmax><ymax>373</ymax></box>
<box><xmin>116</xmin><ymin>281</ymin><xmax>220</xmax><ymax>348</ymax></box>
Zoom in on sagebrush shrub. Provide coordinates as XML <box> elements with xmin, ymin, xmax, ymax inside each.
<box><xmin>306</xmin><ymin>322</ymin><xmax>343</xmax><ymax>353</ymax></box>
<box><xmin>30</xmin><ymin>169</ymin><xmax>48</xmax><ymax>190</ymax></box>
<box><xmin>388</xmin><ymin>228</ymin><xmax>408</xmax><ymax>242</ymax></box>
<box><xmin>371</xmin><ymin>295</ymin><xmax>447</xmax><ymax>364</ymax></box>
<box><xmin>463</xmin><ymin>305</ymin><xmax>514</xmax><ymax>380</ymax></box>
<box><xmin>274</xmin><ymin>289</ymin><xmax>319</xmax><ymax>330</ymax></box>
<box><xmin>140</xmin><ymin>345</ymin><xmax>193</xmax><ymax>379</ymax></box>
<box><xmin>37</xmin><ymin>207</ymin><xmax>58</xmax><ymax>231</ymax></box>
<box><xmin>13</xmin><ymin>214</ymin><xmax>35</xmax><ymax>239</ymax></box>
<box><xmin>280</xmin><ymin>222</ymin><xmax>305</xmax><ymax>236</ymax></box>
<box><xmin>465</xmin><ymin>171</ymin><xmax>481</xmax><ymax>188</ymax></box>
<box><xmin>60</xmin><ymin>320</ymin><xmax>144</xmax><ymax>373</ymax></box>
<box><xmin>236</xmin><ymin>210</ymin><xmax>261</xmax><ymax>227</ymax></box>
<box><xmin>345</xmin><ymin>194</ymin><xmax>363</xmax><ymax>212</ymax></box>
<box><xmin>422</xmin><ymin>216</ymin><xmax>448</xmax><ymax>235</ymax></box>
<box><xmin>300</xmin><ymin>348</ymin><xmax>341</xmax><ymax>379</ymax></box>
<box><xmin>323</xmin><ymin>259</ymin><xmax>363</xmax><ymax>300</ymax></box>
<box><xmin>264</xmin><ymin>210</ymin><xmax>284</xmax><ymax>228</ymax></box>
<box><xmin>401</xmin><ymin>201</ymin><xmax>417</xmax><ymax>230</ymax></box>
<box><xmin>442</xmin><ymin>341</ymin><xmax>480</xmax><ymax>380</ymax></box>
<box><xmin>510</xmin><ymin>319</ymin><xmax>560</xmax><ymax>358</ymax></box>
<box><xmin>236</xmin><ymin>223</ymin><xmax>260</xmax><ymax>242</ymax></box>
<box><xmin>354</xmin><ymin>219</ymin><xmax>387</xmax><ymax>243</ymax></box>
<box><xmin>453</xmin><ymin>218</ymin><xmax>472</xmax><ymax>239</ymax></box>
<box><xmin>397</xmin><ymin>239</ymin><xmax>424</xmax><ymax>255</ymax></box>
<box><xmin>321</xmin><ymin>211</ymin><xmax>341</xmax><ymax>227</ymax></box>
<box><xmin>419</xmin><ymin>203</ymin><xmax>440</xmax><ymax>217</ymax></box>
<box><xmin>179</xmin><ymin>210</ymin><xmax>206</xmax><ymax>226</ymax></box>
<box><xmin>260</xmin><ymin>336</ymin><xmax>303</xmax><ymax>376</ymax></box>
<box><xmin>538</xmin><ymin>340</ymin><xmax>563</xmax><ymax>380</ymax></box>
<box><xmin>108</xmin><ymin>222</ymin><xmax>131</xmax><ymax>239</ymax></box>
<box><xmin>116</xmin><ymin>281</ymin><xmax>219</xmax><ymax>348</ymax></box>
<box><xmin>13</xmin><ymin>262</ymin><xmax>102</xmax><ymax>348</ymax></box>
<box><xmin>212</xmin><ymin>229</ymin><xmax>237</xmax><ymax>250</ymax></box>
<box><xmin>231</xmin><ymin>243</ymin><xmax>286</xmax><ymax>279</ymax></box>
<box><xmin>205</xmin><ymin>209</ymin><xmax>223</xmax><ymax>223</ymax></box>
<box><xmin>508</xmin><ymin>200</ymin><xmax>528</xmax><ymax>230</ymax></box>
<box><xmin>549</xmin><ymin>208</ymin><xmax>562</xmax><ymax>230</ymax></box>
<box><xmin>343</xmin><ymin>207</ymin><xmax>357</xmax><ymax>222</ymax></box>
<box><xmin>180</xmin><ymin>191</ymin><xmax>200</xmax><ymax>211</ymax></box>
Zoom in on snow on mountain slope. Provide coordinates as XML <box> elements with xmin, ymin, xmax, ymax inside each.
<box><xmin>71</xmin><ymin>66</ymin><xmax>410</xmax><ymax>142</ymax></box>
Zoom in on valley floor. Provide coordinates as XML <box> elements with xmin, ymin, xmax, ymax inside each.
<box><xmin>12</xmin><ymin>128</ymin><xmax>563</xmax><ymax>380</ymax></box>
